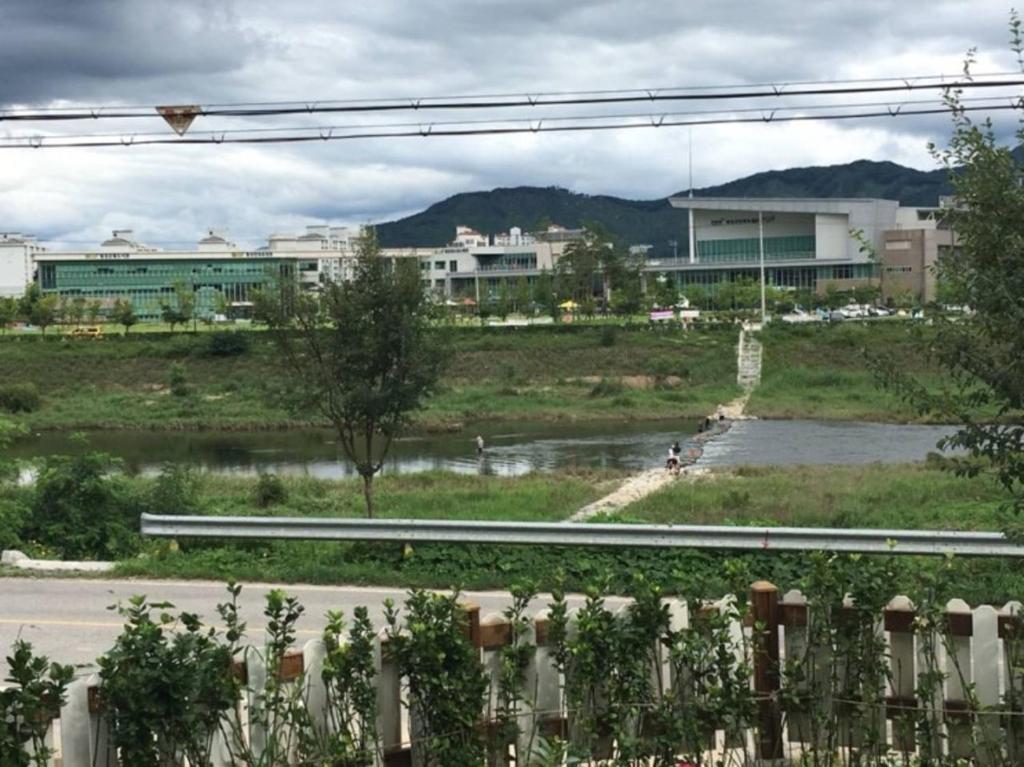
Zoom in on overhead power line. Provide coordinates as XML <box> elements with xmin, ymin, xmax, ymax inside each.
<box><xmin>10</xmin><ymin>95</ymin><xmax>1013</xmax><ymax>144</ymax></box>
<box><xmin>2</xmin><ymin>102</ymin><xmax>1020</xmax><ymax>150</ymax></box>
<box><xmin>2</xmin><ymin>74</ymin><xmax>1023</xmax><ymax>123</ymax></box>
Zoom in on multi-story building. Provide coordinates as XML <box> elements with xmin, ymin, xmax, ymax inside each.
<box><xmin>34</xmin><ymin>229</ymin><xmax>313</xmax><ymax>320</ymax></box>
<box><xmin>0</xmin><ymin>232</ymin><xmax>46</xmax><ymax>297</ymax></box>
<box><xmin>11</xmin><ymin>196</ymin><xmax>955</xmax><ymax>318</ymax></box>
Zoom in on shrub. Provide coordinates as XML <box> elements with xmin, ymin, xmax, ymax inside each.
<box><xmin>254</xmin><ymin>473</ymin><xmax>287</xmax><ymax>508</ymax></box>
<box><xmin>205</xmin><ymin>331</ymin><xmax>250</xmax><ymax>357</ymax></box>
<box><xmin>0</xmin><ymin>383</ymin><xmax>41</xmax><ymax>414</ymax></box>
<box><xmin>589</xmin><ymin>378</ymin><xmax>625</xmax><ymax>398</ymax></box>
<box><xmin>25</xmin><ymin>451</ymin><xmax>135</xmax><ymax>560</ymax></box>
<box><xmin>0</xmin><ymin>641</ymin><xmax>75</xmax><ymax>766</ymax></box>
<box><xmin>150</xmin><ymin>464</ymin><xmax>202</xmax><ymax>516</ymax></box>
<box><xmin>599</xmin><ymin>325</ymin><xmax>617</xmax><ymax>347</ymax></box>
<box><xmin>168</xmin><ymin>363</ymin><xmax>189</xmax><ymax>397</ymax></box>
<box><xmin>0</xmin><ymin>497</ymin><xmax>30</xmax><ymax>551</ymax></box>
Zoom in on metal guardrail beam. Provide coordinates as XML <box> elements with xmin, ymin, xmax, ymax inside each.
<box><xmin>140</xmin><ymin>514</ymin><xmax>1024</xmax><ymax>558</ymax></box>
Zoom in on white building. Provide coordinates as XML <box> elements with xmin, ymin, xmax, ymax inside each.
<box><xmin>0</xmin><ymin>232</ymin><xmax>46</xmax><ymax>297</ymax></box>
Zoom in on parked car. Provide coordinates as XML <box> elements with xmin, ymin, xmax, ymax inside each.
<box><xmin>828</xmin><ymin>310</ymin><xmax>845</xmax><ymax>322</ymax></box>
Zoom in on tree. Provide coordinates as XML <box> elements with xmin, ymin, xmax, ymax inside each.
<box><xmin>513</xmin><ymin>275</ymin><xmax>532</xmax><ymax>315</ymax></box>
<box><xmin>653</xmin><ymin>274</ymin><xmax>678</xmax><ymax>308</ymax></box>
<box><xmin>111</xmin><ymin>299</ymin><xmax>138</xmax><ymax>335</ymax></box>
<box><xmin>67</xmin><ymin>297</ymin><xmax>86</xmax><ymax>327</ymax></box>
<box><xmin>87</xmin><ymin>299</ymin><xmax>103</xmax><ymax>325</ymax></box>
<box><xmin>495</xmin><ymin>280</ymin><xmax>512</xmax><ymax>320</ymax></box>
<box><xmin>0</xmin><ymin>297</ymin><xmax>17</xmax><ymax>333</ymax></box>
<box><xmin>29</xmin><ymin>295</ymin><xmax>58</xmax><ymax>335</ymax></box>
<box><xmin>873</xmin><ymin>16</ymin><xmax>1024</xmax><ymax>515</ymax></box>
<box><xmin>174</xmin><ymin>283</ymin><xmax>195</xmax><ymax>331</ymax></box>
<box><xmin>532</xmin><ymin>269</ymin><xmax>559</xmax><ymax>320</ymax></box>
<box><xmin>258</xmin><ymin>229</ymin><xmax>449</xmax><ymax>517</ymax></box>
<box><xmin>682</xmin><ymin>284</ymin><xmax>708</xmax><ymax>311</ymax></box>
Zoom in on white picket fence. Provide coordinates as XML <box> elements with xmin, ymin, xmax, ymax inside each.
<box><xmin>14</xmin><ymin>584</ymin><xmax>1024</xmax><ymax>765</ymax></box>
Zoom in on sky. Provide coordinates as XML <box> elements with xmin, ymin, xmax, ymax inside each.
<box><xmin>1</xmin><ymin>0</ymin><xmax>1022</xmax><ymax>248</ymax></box>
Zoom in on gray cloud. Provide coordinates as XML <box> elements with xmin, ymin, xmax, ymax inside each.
<box><xmin>0</xmin><ymin>0</ymin><xmax>1021</xmax><ymax>245</ymax></box>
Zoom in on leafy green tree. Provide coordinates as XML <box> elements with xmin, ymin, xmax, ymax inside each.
<box><xmin>86</xmin><ymin>299</ymin><xmax>103</xmax><ymax>325</ymax></box>
<box><xmin>495</xmin><ymin>280</ymin><xmax>512</xmax><ymax>320</ymax></box>
<box><xmin>16</xmin><ymin>284</ymin><xmax>41</xmax><ymax>320</ymax></box>
<box><xmin>682</xmin><ymin>284</ymin><xmax>708</xmax><ymax>311</ymax></box>
<box><xmin>653</xmin><ymin>274</ymin><xmax>678</xmax><ymax>308</ymax></box>
<box><xmin>513</xmin><ymin>275</ymin><xmax>532</xmax><ymax>314</ymax></box>
<box><xmin>0</xmin><ymin>296</ymin><xmax>17</xmax><ymax>333</ymax></box>
<box><xmin>258</xmin><ymin>229</ymin><xmax>449</xmax><ymax>517</ymax></box>
<box><xmin>532</xmin><ymin>269</ymin><xmax>559</xmax><ymax>320</ymax></box>
<box><xmin>110</xmin><ymin>298</ymin><xmax>138</xmax><ymax>335</ymax></box>
<box><xmin>29</xmin><ymin>295</ymin><xmax>58</xmax><ymax>335</ymax></box>
<box><xmin>874</xmin><ymin>16</ymin><xmax>1024</xmax><ymax>515</ymax></box>
<box><xmin>67</xmin><ymin>297</ymin><xmax>86</xmax><ymax>327</ymax></box>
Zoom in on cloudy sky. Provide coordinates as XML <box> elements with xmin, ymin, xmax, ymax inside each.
<box><xmin>1</xmin><ymin>0</ymin><xmax>1022</xmax><ymax>247</ymax></box>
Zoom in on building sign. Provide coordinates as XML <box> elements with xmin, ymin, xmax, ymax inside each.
<box><xmin>710</xmin><ymin>215</ymin><xmax>776</xmax><ymax>226</ymax></box>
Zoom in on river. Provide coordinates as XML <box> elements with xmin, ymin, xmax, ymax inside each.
<box><xmin>9</xmin><ymin>419</ymin><xmax>960</xmax><ymax>478</ymax></box>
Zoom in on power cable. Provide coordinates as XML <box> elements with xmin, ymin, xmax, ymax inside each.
<box><xmin>8</xmin><ymin>95</ymin><xmax>1013</xmax><ymax>144</ymax></box>
<box><xmin>1</xmin><ymin>102</ymin><xmax>1019</xmax><ymax>150</ymax></box>
<box><xmin>1</xmin><ymin>75</ymin><xmax>1022</xmax><ymax>122</ymax></box>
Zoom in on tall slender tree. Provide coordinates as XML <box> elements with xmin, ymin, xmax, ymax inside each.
<box><xmin>258</xmin><ymin>229</ymin><xmax>449</xmax><ymax>517</ymax></box>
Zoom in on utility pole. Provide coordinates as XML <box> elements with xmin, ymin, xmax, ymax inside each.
<box><xmin>759</xmin><ymin>209</ymin><xmax>767</xmax><ymax>322</ymax></box>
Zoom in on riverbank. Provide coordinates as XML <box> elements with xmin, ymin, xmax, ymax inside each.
<box><xmin>4</xmin><ymin>462</ymin><xmax>1016</xmax><ymax>602</ymax></box>
<box><xmin>0</xmin><ymin>326</ymin><xmax>741</xmax><ymax>431</ymax></box>
<box><xmin>0</xmin><ymin>322</ymin><xmax>951</xmax><ymax>432</ymax></box>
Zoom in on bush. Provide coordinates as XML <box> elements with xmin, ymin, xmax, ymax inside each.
<box><xmin>204</xmin><ymin>331</ymin><xmax>250</xmax><ymax>357</ymax></box>
<box><xmin>25</xmin><ymin>451</ymin><xmax>136</xmax><ymax>559</ymax></box>
<box><xmin>0</xmin><ymin>383</ymin><xmax>41</xmax><ymax>414</ymax></box>
<box><xmin>0</xmin><ymin>496</ymin><xmax>29</xmax><ymax>551</ymax></box>
<box><xmin>599</xmin><ymin>325</ymin><xmax>617</xmax><ymax>347</ymax></box>
<box><xmin>149</xmin><ymin>464</ymin><xmax>202</xmax><ymax>516</ymax></box>
<box><xmin>589</xmin><ymin>378</ymin><xmax>625</xmax><ymax>398</ymax></box>
<box><xmin>254</xmin><ymin>473</ymin><xmax>287</xmax><ymax>508</ymax></box>
<box><xmin>168</xmin><ymin>363</ymin><xmax>189</xmax><ymax>397</ymax></box>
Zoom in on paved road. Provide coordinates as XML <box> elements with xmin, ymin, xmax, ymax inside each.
<box><xmin>0</xmin><ymin>577</ymin><xmax>617</xmax><ymax>676</ymax></box>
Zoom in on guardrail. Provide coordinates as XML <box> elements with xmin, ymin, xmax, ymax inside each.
<box><xmin>140</xmin><ymin>514</ymin><xmax>1024</xmax><ymax>557</ymax></box>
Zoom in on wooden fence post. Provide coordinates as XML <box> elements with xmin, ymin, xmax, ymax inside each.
<box><xmin>751</xmin><ymin>580</ymin><xmax>783</xmax><ymax>762</ymax></box>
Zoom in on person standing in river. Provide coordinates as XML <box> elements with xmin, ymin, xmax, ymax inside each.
<box><xmin>476</xmin><ymin>435</ymin><xmax>485</xmax><ymax>455</ymax></box>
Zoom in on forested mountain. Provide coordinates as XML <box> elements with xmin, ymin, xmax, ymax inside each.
<box><xmin>375</xmin><ymin>146</ymin><xmax>1024</xmax><ymax>255</ymax></box>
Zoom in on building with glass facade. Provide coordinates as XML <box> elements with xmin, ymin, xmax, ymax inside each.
<box><xmin>655</xmin><ymin>197</ymin><xmax>903</xmax><ymax>297</ymax></box>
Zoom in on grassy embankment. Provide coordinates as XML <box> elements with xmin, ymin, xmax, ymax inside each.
<box><xmin>0</xmin><ymin>326</ymin><xmax>741</xmax><ymax>431</ymax></box>
<box><xmin>747</xmin><ymin>321</ymin><xmax>950</xmax><ymax>422</ymax></box>
<box><xmin>90</xmin><ymin>462</ymin><xmax>1018</xmax><ymax>604</ymax></box>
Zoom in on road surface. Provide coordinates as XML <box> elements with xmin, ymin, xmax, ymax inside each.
<box><xmin>0</xmin><ymin>576</ymin><xmax>618</xmax><ymax>676</ymax></box>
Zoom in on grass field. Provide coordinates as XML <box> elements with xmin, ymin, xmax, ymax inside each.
<box><xmin>80</xmin><ymin>462</ymin><xmax>1024</xmax><ymax>604</ymax></box>
<box><xmin>746</xmin><ymin>321</ymin><xmax>947</xmax><ymax>422</ymax></box>
<box><xmin>0</xmin><ymin>326</ymin><xmax>741</xmax><ymax>430</ymax></box>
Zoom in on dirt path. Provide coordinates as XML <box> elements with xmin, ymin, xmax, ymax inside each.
<box><xmin>570</xmin><ymin>325</ymin><xmax>763</xmax><ymax>521</ymax></box>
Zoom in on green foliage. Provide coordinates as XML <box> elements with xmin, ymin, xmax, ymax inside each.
<box><xmin>110</xmin><ymin>298</ymin><xmax>138</xmax><ymax>335</ymax></box>
<box><xmin>598</xmin><ymin>324</ymin><xmax>617</xmax><ymax>347</ymax></box>
<box><xmin>870</xmin><ymin>20</ymin><xmax>1024</xmax><ymax>516</ymax></box>
<box><xmin>149</xmin><ymin>464</ymin><xmax>202</xmax><ymax>516</ymax></box>
<box><xmin>259</xmin><ymin>228</ymin><xmax>451</xmax><ymax>517</ymax></box>
<box><xmin>168</xmin><ymin>362</ymin><xmax>189</xmax><ymax>397</ymax></box>
<box><xmin>0</xmin><ymin>383</ymin><xmax>41</xmax><ymax>414</ymax></box>
<box><xmin>97</xmin><ymin>591</ymin><xmax>242</xmax><ymax>767</ymax></box>
<box><xmin>204</xmin><ymin>330</ymin><xmax>251</xmax><ymax>357</ymax></box>
<box><xmin>384</xmin><ymin>590</ymin><xmax>489</xmax><ymax>766</ymax></box>
<box><xmin>588</xmin><ymin>377</ymin><xmax>625</xmax><ymax>398</ymax></box>
<box><xmin>296</xmin><ymin>607</ymin><xmax>380</xmax><ymax>765</ymax></box>
<box><xmin>0</xmin><ymin>641</ymin><xmax>74</xmax><ymax>767</ymax></box>
<box><xmin>0</xmin><ymin>296</ymin><xmax>17</xmax><ymax>332</ymax></box>
<box><xmin>254</xmin><ymin>472</ymin><xmax>287</xmax><ymax>508</ymax></box>
<box><xmin>25</xmin><ymin>450</ymin><xmax>134</xmax><ymax>559</ymax></box>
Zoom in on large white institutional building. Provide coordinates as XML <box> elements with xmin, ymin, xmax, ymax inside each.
<box><xmin>0</xmin><ymin>194</ymin><xmax>953</xmax><ymax>316</ymax></box>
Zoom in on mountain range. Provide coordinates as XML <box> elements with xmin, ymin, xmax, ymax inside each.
<box><xmin>376</xmin><ymin>146</ymin><xmax>1024</xmax><ymax>258</ymax></box>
